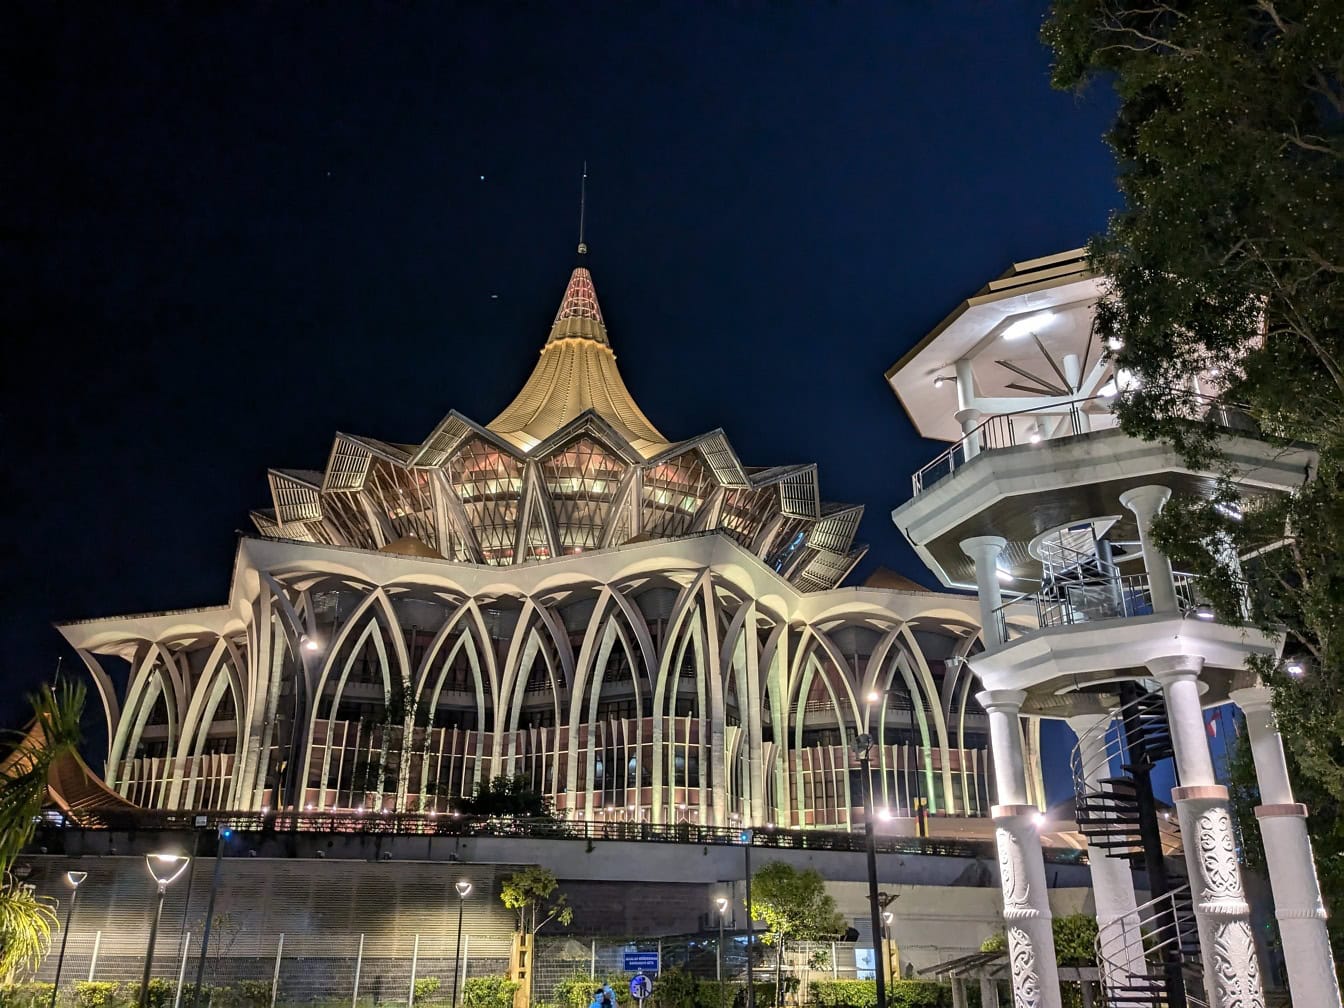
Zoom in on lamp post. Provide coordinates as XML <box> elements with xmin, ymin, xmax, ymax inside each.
<box><xmin>139</xmin><ymin>854</ymin><xmax>190</xmax><ymax>1008</ymax></box>
<box><xmin>50</xmin><ymin>871</ymin><xmax>88</xmax><ymax>1008</ymax></box>
<box><xmin>715</xmin><ymin>897</ymin><xmax>729</xmax><ymax>1008</ymax></box>
<box><xmin>881</xmin><ymin>911</ymin><xmax>893</xmax><ymax>988</ymax></box>
<box><xmin>851</xmin><ymin>733</ymin><xmax>886</xmax><ymax>1008</ymax></box>
<box><xmin>450</xmin><ymin>880</ymin><xmax>472</xmax><ymax>1008</ymax></box>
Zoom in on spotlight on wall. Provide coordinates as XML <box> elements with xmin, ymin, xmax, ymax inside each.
<box><xmin>1284</xmin><ymin>658</ymin><xmax>1308</xmax><ymax>679</ymax></box>
<box><xmin>1214</xmin><ymin>501</ymin><xmax>1243</xmax><ymax>522</ymax></box>
<box><xmin>877</xmin><ymin>808</ymin><xmax>893</xmax><ymax>822</ymax></box>
<box><xmin>1032</xmin><ymin>813</ymin><xmax>1046</xmax><ymax>829</ymax></box>
<box><xmin>933</xmin><ymin>375</ymin><xmax>953</xmax><ymax>389</ymax></box>
<box><xmin>300</xmin><ymin>633</ymin><xmax>321</xmax><ymax>652</ymax></box>
<box><xmin>866</xmin><ymin>691</ymin><xmax>880</xmax><ymax>703</ymax></box>
<box><xmin>1188</xmin><ymin>605</ymin><xmax>1216</xmax><ymax>622</ymax></box>
<box><xmin>1106</xmin><ymin>336</ymin><xmax>1123</xmax><ymax>352</ymax></box>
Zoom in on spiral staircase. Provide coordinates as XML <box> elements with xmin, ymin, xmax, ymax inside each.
<box><xmin>1071</xmin><ymin>687</ymin><xmax>1206</xmax><ymax>1008</ymax></box>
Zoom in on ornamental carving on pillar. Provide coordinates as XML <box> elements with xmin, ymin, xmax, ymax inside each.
<box><xmin>1211</xmin><ymin>919</ymin><xmax>1265</xmax><ymax>1008</ymax></box>
<box><xmin>996</xmin><ymin>826</ymin><xmax>1032</xmax><ymax>915</ymax></box>
<box><xmin>1006</xmin><ymin>926</ymin><xmax>1041</xmax><ymax>1008</ymax></box>
<box><xmin>1197</xmin><ymin>807</ymin><xmax>1247</xmax><ymax>903</ymax></box>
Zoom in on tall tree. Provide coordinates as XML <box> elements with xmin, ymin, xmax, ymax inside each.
<box><xmin>452</xmin><ymin>774</ymin><xmax>555</xmax><ymax>818</ymax></box>
<box><xmin>499</xmin><ymin>866</ymin><xmax>574</xmax><ymax>1006</ymax></box>
<box><xmin>0</xmin><ymin>683</ymin><xmax>85</xmax><ymax>979</ymax></box>
<box><xmin>749</xmin><ymin>863</ymin><xmax>844</xmax><ymax>1006</ymax></box>
<box><xmin>1043</xmin><ymin>4</ymin><xmax>1344</xmax><ymax>796</ymax></box>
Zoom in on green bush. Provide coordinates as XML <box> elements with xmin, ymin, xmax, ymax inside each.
<box><xmin>74</xmin><ymin>983</ymin><xmax>125</xmax><ymax>1008</ymax></box>
<box><xmin>807</xmin><ymin>980</ymin><xmax>947</xmax><ymax>1008</ymax></box>
<box><xmin>649</xmin><ymin>969</ymin><xmax>697</xmax><ymax>1008</ymax></box>
<box><xmin>413</xmin><ymin>978</ymin><xmax>442</xmax><ymax>1003</ymax></box>
<box><xmin>552</xmin><ymin>974</ymin><xmax>632</xmax><ymax>1008</ymax></box>
<box><xmin>0</xmin><ymin>983</ymin><xmax>55</xmax><ymax>1008</ymax></box>
<box><xmin>462</xmin><ymin>977</ymin><xmax>519</xmax><ymax>1008</ymax></box>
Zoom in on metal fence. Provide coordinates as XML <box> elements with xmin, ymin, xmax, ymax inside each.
<box><xmin>36</xmin><ymin>929</ymin><xmax>509</xmax><ymax>1008</ymax></box>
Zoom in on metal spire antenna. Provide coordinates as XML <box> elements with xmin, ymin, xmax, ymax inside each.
<box><xmin>577</xmin><ymin>161</ymin><xmax>588</xmax><ymax>255</ymax></box>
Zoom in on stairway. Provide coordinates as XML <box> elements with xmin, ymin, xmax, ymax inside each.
<box><xmin>1071</xmin><ymin>688</ymin><xmax>1205</xmax><ymax>1007</ymax></box>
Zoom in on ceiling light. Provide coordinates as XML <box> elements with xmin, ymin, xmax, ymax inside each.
<box><xmin>1032</xmin><ymin>813</ymin><xmax>1046</xmax><ymax>829</ymax></box>
<box><xmin>1284</xmin><ymin>659</ymin><xmax>1307</xmax><ymax>679</ymax></box>
<box><xmin>1214</xmin><ymin>502</ymin><xmax>1243</xmax><ymax>521</ymax></box>
<box><xmin>1002</xmin><ymin>313</ymin><xmax>1054</xmax><ymax>341</ymax></box>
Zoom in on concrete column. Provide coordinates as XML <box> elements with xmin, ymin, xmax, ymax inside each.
<box><xmin>1229</xmin><ymin>685</ymin><xmax>1341</xmax><ymax>1006</ymax></box>
<box><xmin>955</xmin><ymin>408</ymin><xmax>982</xmax><ymax>461</ymax></box>
<box><xmin>1118</xmin><ymin>485</ymin><xmax>1178</xmax><ymax>614</ymax></box>
<box><xmin>954</xmin><ymin>359</ymin><xmax>981</xmax><ymax>459</ymax></box>
<box><xmin>979</xmin><ymin>689</ymin><xmax>1062</xmax><ymax>1008</ymax></box>
<box><xmin>961</xmin><ymin>536</ymin><xmax>1008</xmax><ymax>647</ymax></box>
<box><xmin>979</xmin><ymin>977</ymin><xmax>1000</xmax><ymax>1008</ymax></box>
<box><xmin>1149</xmin><ymin>657</ymin><xmax>1215</xmax><ymax>787</ymax></box>
<box><xmin>1150</xmin><ymin>658</ymin><xmax>1266</xmax><ymax>1008</ymax></box>
<box><xmin>1066</xmin><ymin>715</ymin><xmax>1144</xmax><ymax>986</ymax></box>
<box><xmin>950</xmin><ymin>976</ymin><xmax>967</xmax><ymax>1008</ymax></box>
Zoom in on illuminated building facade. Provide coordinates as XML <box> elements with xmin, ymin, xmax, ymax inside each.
<box><xmin>59</xmin><ymin>254</ymin><xmax>1007</xmax><ymax>829</ymax></box>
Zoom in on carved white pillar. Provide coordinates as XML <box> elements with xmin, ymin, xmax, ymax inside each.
<box><xmin>1229</xmin><ymin>685</ymin><xmax>1341</xmax><ymax>1007</ymax></box>
<box><xmin>979</xmin><ymin>689</ymin><xmax>1063</xmax><ymax>1008</ymax></box>
<box><xmin>1151</xmin><ymin>658</ymin><xmax>1265</xmax><ymax>1008</ymax></box>
<box><xmin>1066</xmin><ymin>715</ymin><xmax>1145</xmax><ymax>986</ymax></box>
<box><xmin>1118</xmin><ymin>485</ymin><xmax>1178</xmax><ymax>614</ymax></box>
<box><xmin>962</xmin><ymin>535</ymin><xmax>1008</xmax><ymax>647</ymax></box>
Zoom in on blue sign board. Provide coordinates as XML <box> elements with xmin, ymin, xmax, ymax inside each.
<box><xmin>629</xmin><ymin>975</ymin><xmax>653</xmax><ymax>1000</ymax></box>
<box><xmin>623</xmin><ymin>952</ymin><xmax>659</xmax><ymax>974</ymax></box>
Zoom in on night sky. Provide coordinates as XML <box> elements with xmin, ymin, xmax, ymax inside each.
<box><xmin>5</xmin><ymin>3</ymin><xmax>1121</xmax><ymax>799</ymax></box>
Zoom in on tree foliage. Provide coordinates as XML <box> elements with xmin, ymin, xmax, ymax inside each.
<box><xmin>0</xmin><ymin>683</ymin><xmax>85</xmax><ymax>979</ymax></box>
<box><xmin>1043</xmin><ymin>3</ymin><xmax>1344</xmax><ymax>799</ymax></box>
<box><xmin>452</xmin><ymin>774</ymin><xmax>555</xmax><ymax>818</ymax></box>
<box><xmin>498</xmin><ymin>865</ymin><xmax>573</xmax><ymax>938</ymax></box>
<box><xmin>749</xmin><ymin>863</ymin><xmax>844</xmax><ymax>1006</ymax></box>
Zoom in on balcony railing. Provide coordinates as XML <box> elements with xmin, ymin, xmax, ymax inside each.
<box><xmin>33</xmin><ymin>808</ymin><xmax>1088</xmax><ymax>864</ymax></box>
<box><xmin>992</xmin><ymin>572</ymin><xmax>1249</xmax><ymax>642</ymax></box>
<box><xmin>910</xmin><ymin>392</ymin><xmax>1256</xmax><ymax>496</ymax></box>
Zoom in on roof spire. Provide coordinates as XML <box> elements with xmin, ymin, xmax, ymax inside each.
<box><xmin>577</xmin><ymin>161</ymin><xmax>588</xmax><ymax>256</ymax></box>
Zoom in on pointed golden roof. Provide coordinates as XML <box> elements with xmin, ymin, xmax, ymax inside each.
<box><xmin>488</xmin><ymin>263</ymin><xmax>669</xmax><ymax>456</ymax></box>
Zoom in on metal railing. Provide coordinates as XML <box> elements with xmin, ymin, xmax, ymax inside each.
<box><xmin>36</xmin><ymin>809</ymin><xmax>1089</xmax><ymax>864</ymax></box>
<box><xmin>910</xmin><ymin>391</ymin><xmax>1257</xmax><ymax>497</ymax></box>
<box><xmin>912</xmin><ymin>395</ymin><xmax>1113</xmax><ymax>495</ymax></box>
<box><xmin>992</xmin><ymin>572</ymin><xmax>1248</xmax><ymax>643</ymax></box>
<box><xmin>1095</xmin><ymin>884</ymin><xmax>1207</xmax><ymax>1008</ymax></box>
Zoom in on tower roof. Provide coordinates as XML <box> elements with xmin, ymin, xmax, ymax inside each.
<box><xmin>488</xmin><ymin>264</ymin><xmax>669</xmax><ymax>456</ymax></box>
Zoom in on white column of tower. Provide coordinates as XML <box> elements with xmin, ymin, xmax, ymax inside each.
<box><xmin>1149</xmin><ymin>657</ymin><xmax>1265</xmax><ymax>1008</ymax></box>
<box><xmin>1118</xmin><ymin>485</ymin><xmax>1178</xmax><ymax>614</ymax></box>
<box><xmin>978</xmin><ymin>689</ymin><xmax>1063</xmax><ymax>1008</ymax></box>
<box><xmin>1228</xmin><ymin>685</ymin><xmax>1341</xmax><ymax>1006</ymax></box>
<box><xmin>955</xmin><ymin>358</ymin><xmax>982</xmax><ymax>459</ymax></box>
<box><xmin>1066</xmin><ymin>714</ymin><xmax>1145</xmax><ymax>990</ymax></box>
<box><xmin>961</xmin><ymin>536</ymin><xmax>1007</xmax><ymax>647</ymax></box>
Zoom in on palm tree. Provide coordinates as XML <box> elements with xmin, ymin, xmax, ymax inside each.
<box><xmin>0</xmin><ymin>682</ymin><xmax>85</xmax><ymax>980</ymax></box>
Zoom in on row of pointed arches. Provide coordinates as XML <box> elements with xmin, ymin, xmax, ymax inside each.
<box><xmin>96</xmin><ymin>565</ymin><xmax>1001</xmax><ymax>826</ymax></box>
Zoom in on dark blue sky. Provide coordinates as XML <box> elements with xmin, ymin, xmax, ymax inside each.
<box><xmin>5</xmin><ymin>3</ymin><xmax>1120</xmax><ymax>797</ymax></box>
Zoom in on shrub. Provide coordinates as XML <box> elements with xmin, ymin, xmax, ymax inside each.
<box><xmin>807</xmin><ymin>980</ymin><xmax>947</xmax><ymax>1008</ymax></box>
<box><xmin>462</xmin><ymin>977</ymin><xmax>519</xmax><ymax>1008</ymax></box>
<box><xmin>413</xmin><ymin>978</ymin><xmax>442</xmax><ymax>1003</ymax></box>
<box><xmin>648</xmin><ymin>969</ymin><xmax>697</xmax><ymax>1008</ymax></box>
<box><xmin>0</xmin><ymin>984</ymin><xmax>55</xmax><ymax>1008</ymax></box>
<box><xmin>74</xmin><ymin>983</ymin><xmax>125</xmax><ymax>1008</ymax></box>
<box><xmin>552</xmin><ymin>974</ymin><xmax>632</xmax><ymax>1008</ymax></box>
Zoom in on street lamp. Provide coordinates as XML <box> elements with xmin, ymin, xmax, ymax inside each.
<box><xmin>851</xmin><ymin>734</ymin><xmax>887</xmax><ymax>1008</ymax></box>
<box><xmin>715</xmin><ymin>897</ymin><xmax>729</xmax><ymax>1008</ymax></box>
<box><xmin>451</xmin><ymin>880</ymin><xmax>472</xmax><ymax>1008</ymax></box>
<box><xmin>50</xmin><ymin>871</ymin><xmax>88</xmax><ymax>1008</ymax></box>
<box><xmin>139</xmin><ymin>854</ymin><xmax>190</xmax><ymax>1008</ymax></box>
